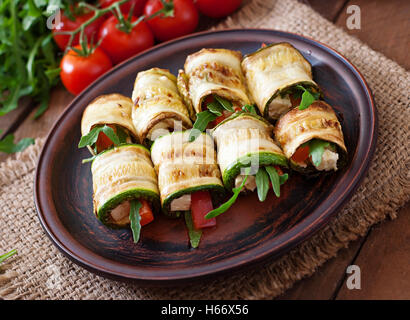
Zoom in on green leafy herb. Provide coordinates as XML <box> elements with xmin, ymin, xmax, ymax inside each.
<box><xmin>213</xmin><ymin>94</ymin><xmax>234</xmax><ymax>112</ymax></box>
<box><xmin>129</xmin><ymin>199</ymin><xmax>142</xmax><ymax>244</ymax></box>
<box><xmin>307</xmin><ymin>139</ymin><xmax>330</xmax><ymax>167</ymax></box>
<box><xmin>188</xmin><ymin>111</ymin><xmax>217</xmax><ymax>142</ymax></box>
<box><xmin>206</xmin><ymin>101</ymin><xmax>224</xmax><ymax>116</ymax></box>
<box><xmin>295</xmin><ymin>85</ymin><xmax>320</xmax><ymax>110</ymax></box>
<box><xmin>279</xmin><ymin>173</ymin><xmax>289</xmax><ymax>186</ymax></box>
<box><xmin>115</xmin><ymin>126</ymin><xmax>129</xmax><ymax>144</ymax></box>
<box><xmin>0</xmin><ymin>0</ymin><xmax>62</xmax><ymax>117</ymax></box>
<box><xmin>205</xmin><ymin>168</ymin><xmax>251</xmax><ymax>219</ymax></box>
<box><xmin>0</xmin><ymin>249</ymin><xmax>17</xmax><ymax>264</ymax></box>
<box><xmin>81</xmin><ymin>155</ymin><xmax>97</xmax><ymax>164</ymax></box>
<box><xmin>255</xmin><ymin>167</ymin><xmax>269</xmax><ymax>202</ymax></box>
<box><xmin>189</xmin><ymin>95</ymin><xmax>238</xmax><ymax>142</ymax></box>
<box><xmin>78</xmin><ymin>125</ymin><xmax>120</xmax><ymax>149</ymax></box>
<box><xmin>184</xmin><ymin>211</ymin><xmax>202</xmax><ymax>249</ymax></box>
<box><xmin>0</xmin><ymin>131</ymin><xmax>34</xmax><ymax>154</ymax></box>
<box><xmin>265</xmin><ymin>166</ymin><xmax>280</xmax><ymax>197</ymax></box>
<box><xmin>242</xmin><ymin>104</ymin><xmax>257</xmax><ymax>115</ymax></box>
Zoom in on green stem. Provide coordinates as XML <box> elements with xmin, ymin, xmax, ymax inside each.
<box><xmin>61</xmin><ymin>0</ymin><xmax>131</xmax><ymax>53</ymax></box>
<box><xmin>0</xmin><ymin>249</ymin><xmax>17</xmax><ymax>264</ymax></box>
<box><xmin>58</xmin><ymin>0</ymin><xmax>175</xmax><ymax>55</ymax></box>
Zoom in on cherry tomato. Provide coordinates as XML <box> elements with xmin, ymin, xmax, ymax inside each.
<box><xmin>289</xmin><ymin>93</ymin><xmax>301</xmax><ymax>107</ymax></box>
<box><xmin>273</xmin><ymin>165</ymin><xmax>284</xmax><ymax>176</ymax></box>
<box><xmin>195</xmin><ymin>0</ymin><xmax>242</xmax><ymax>18</ymax></box>
<box><xmin>210</xmin><ymin>111</ymin><xmax>230</xmax><ymax>127</ymax></box>
<box><xmin>144</xmin><ymin>0</ymin><xmax>199</xmax><ymax>42</ymax></box>
<box><xmin>202</xmin><ymin>95</ymin><xmax>214</xmax><ymax>110</ymax></box>
<box><xmin>98</xmin><ymin>15</ymin><xmax>154</xmax><ymax>64</ymax></box>
<box><xmin>95</xmin><ymin>124</ymin><xmax>116</xmax><ymax>153</ymax></box>
<box><xmin>99</xmin><ymin>0</ymin><xmax>147</xmax><ymax>16</ymax></box>
<box><xmin>191</xmin><ymin>190</ymin><xmax>216</xmax><ymax>229</ymax></box>
<box><xmin>60</xmin><ymin>45</ymin><xmax>113</xmax><ymax>95</ymax></box>
<box><xmin>291</xmin><ymin>145</ymin><xmax>310</xmax><ymax>163</ymax></box>
<box><xmin>139</xmin><ymin>199</ymin><xmax>154</xmax><ymax>226</ymax></box>
<box><xmin>52</xmin><ymin>10</ymin><xmax>105</xmax><ymax>51</ymax></box>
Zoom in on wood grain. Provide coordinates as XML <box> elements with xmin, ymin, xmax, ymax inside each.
<box><xmin>336</xmin><ymin>204</ymin><xmax>410</xmax><ymax>299</ymax></box>
<box><xmin>306</xmin><ymin>0</ymin><xmax>349</xmax><ymax>22</ymax></box>
<box><xmin>278</xmin><ymin>238</ymin><xmax>366</xmax><ymax>299</ymax></box>
<box><xmin>335</xmin><ymin>0</ymin><xmax>410</xmax><ymax>69</ymax></box>
<box><xmin>0</xmin><ymin>98</ymin><xmax>36</xmax><ymax>140</ymax></box>
<box><xmin>0</xmin><ymin>85</ymin><xmax>74</xmax><ymax>162</ymax></box>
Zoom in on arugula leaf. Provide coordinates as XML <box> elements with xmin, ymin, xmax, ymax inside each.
<box><xmin>184</xmin><ymin>211</ymin><xmax>202</xmax><ymax>249</ymax></box>
<box><xmin>213</xmin><ymin>94</ymin><xmax>234</xmax><ymax>112</ymax></box>
<box><xmin>308</xmin><ymin>139</ymin><xmax>330</xmax><ymax>167</ymax></box>
<box><xmin>0</xmin><ymin>0</ymin><xmax>61</xmax><ymax>117</ymax></box>
<box><xmin>205</xmin><ymin>168</ymin><xmax>251</xmax><ymax>219</ymax></box>
<box><xmin>81</xmin><ymin>155</ymin><xmax>97</xmax><ymax>164</ymax></box>
<box><xmin>0</xmin><ymin>249</ymin><xmax>17</xmax><ymax>264</ymax></box>
<box><xmin>188</xmin><ymin>111</ymin><xmax>217</xmax><ymax>142</ymax></box>
<box><xmin>255</xmin><ymin>167</ymin><xmax>269</xmax><ymax>202</ymax></box>
<box><xmin>115</xmin><ymin>126</ymin><xmax>129</xmax><ymax>144</ymax></box>
<box><xmin>295</xmin><ymin>85</ymin><xmax>320</xmax><ymax>110</ymax></box>
<box><xmin>242</xmin><ymin>104</ymin><xmax>257</xmax><ymax>115</ymax></box>
<box><xmin>206</xmin><ymin>101</ymin><xmax>224</xmax><ymax>116</ymax></box>
<box><xmin>78</xmin><ymin>125</ymin><xmax>120</xmax><ymax>149</ymax></box>
<box><xmin>279</xmin><ymin>173</ymin><xmax>289</xmax><ymax>185</ymax></box>
<box><xmin>0</xmin><ymin>133</ymin><xmax>34</xmax><ymax>154</ymax></box>
<box><xmin>265</xmin><ymin>166</ymin><xmax>281</xmax><ymax>197</ymax></box>
<box><xmin>189</xmin><ymin>95</ymin><xmax>238</xmax><ymax>142</ymax></box>
<box><xmin>129</xmin><ymin>200</ymin><xmax>142</xmax><ymax>244</ymax></box>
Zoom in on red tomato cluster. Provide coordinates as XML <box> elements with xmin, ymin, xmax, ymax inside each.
<box><xmin>54</xmin><ymin>0</ymin><xmax>242</xmax><ymax>95</ymax></box>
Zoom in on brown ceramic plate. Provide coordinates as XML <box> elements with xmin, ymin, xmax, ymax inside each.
<box><xmin>35</xmin><ymin>29</ymin><xmax>376</xmax><ymax>285</ymax></box>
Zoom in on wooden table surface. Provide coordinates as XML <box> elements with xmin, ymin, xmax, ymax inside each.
<box><xmin>1</xmin><ymin>0</ymin><xmax>408</xmax><ymax>299</ymax></box>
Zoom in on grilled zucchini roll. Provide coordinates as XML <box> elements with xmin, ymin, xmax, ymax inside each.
<box><xmin>91</xmin><ymin>144</ymin><xmax>160</xmax><ymax>230</ymax></box>
<box><xmin>177</xmin><ymin>48</ymin><xmax>251</xmax><ymax>120</ymax></box>
<box><xmin>150</xmin><ymin>131</ymin><xmax>225</xmax><ymax>217</ymax></box>
<box><xmin>242</xmin><ymin>42</ymin><xmax>320</xmax><ymax>121</ymax></box>
<box><xmin>81</xmin><ymin>94</ymin><xmax>139</xmax><ymax>154</ymax></box>
<box><xmin>274</xmin><ymin>101</ymin><xmax>347</xmax><ymax>175</ymax></box>
<box><xmin>212</xmin><ymin>112</ymin><xmax>289</xmax><ymax>199</ymax></box>
<box><xmin>131</xmin><ymin>68</ymin><xmax>192</xmax><ymax>146</ymax></box>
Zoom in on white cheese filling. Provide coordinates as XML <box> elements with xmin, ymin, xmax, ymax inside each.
<box><xmin>234</xmin><ymin>175</ymin><xmax>257</xmax><ymax>192</ymax></box>
<box><xmin>314</xmin><ymin>148</ymin><xmax>339</xmax><ymax>171</ymax></box>
<box><xmin>110</xmin><ymin>200</ymin><xmax>131</xmax><ymax>224</ymax></box>
<box><xmin>170</xmin><ymin>194</ymin><xmax>191</xmax><ymax>211</ymax></box>
<box><xmin>268</xmin><ymin>95</ymin><xmax>292</xmax><ymax>119</ymax></box>
<box><xmin>147</xmin><ymin>122</ymin><xmax>171</xmax><ymax>141</ymax></box>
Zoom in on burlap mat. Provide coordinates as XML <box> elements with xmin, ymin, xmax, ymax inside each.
<box><xmin>1</xmin><ymin>0</ymin><xmax>409</xmax><ymax>299</ymax></box>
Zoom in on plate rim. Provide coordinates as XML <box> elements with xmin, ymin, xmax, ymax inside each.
<box><xmin>34</xmin><ymin>28</ymin><xmax>377</xmax><ymax>285</ymax></box>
